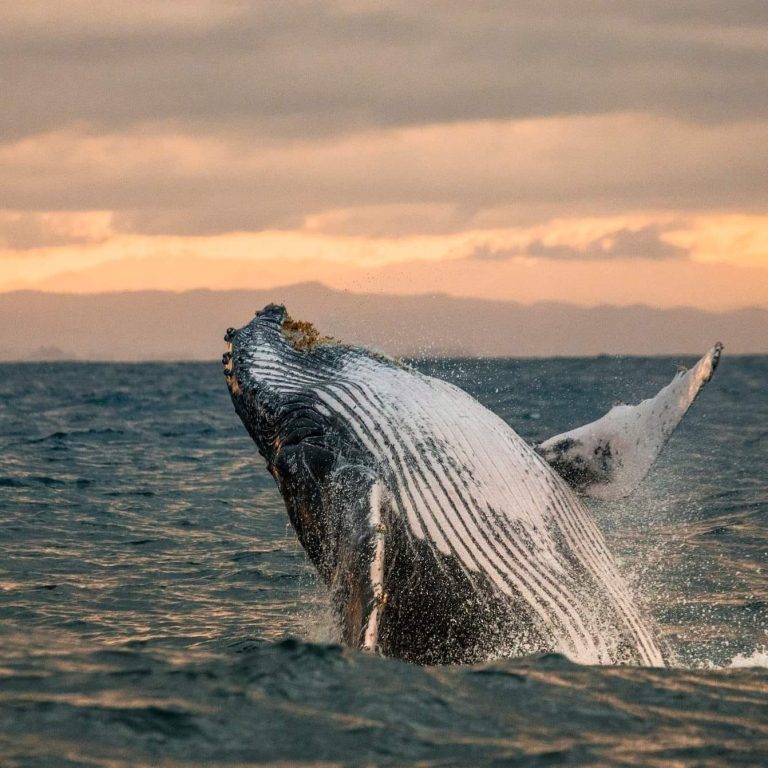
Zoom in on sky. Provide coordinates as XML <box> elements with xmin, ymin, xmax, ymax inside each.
<box><xmin>2</xmin><ymin>1</ymin><xmax>767</xmax><ymax>309</ymax></box>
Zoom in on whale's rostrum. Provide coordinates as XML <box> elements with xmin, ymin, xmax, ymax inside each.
<box><xmin>225</xmin><ymin>304</ymin><xmax>722</xmax><ymax>666</ymax></box>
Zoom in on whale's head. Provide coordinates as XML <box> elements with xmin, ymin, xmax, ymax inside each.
<box><xmin>223</xmin><ymin>303</ymin><xmax>347</xmax><ymax>466</ymax></box>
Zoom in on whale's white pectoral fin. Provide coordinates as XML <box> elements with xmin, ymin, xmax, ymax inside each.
<box><xmin>536</xmin><ymin>343</ymin><xmax>723</xmax><ymax>500</ymax></box>
<box><xmin>327</xmin><ymin>470</ymin><xmax>390</xmax><ymax>651</ymax></box>
<box><xmin>362</xmin><ymin>480</ymin><xmax>388</xmax><ymax>653</ymax></box>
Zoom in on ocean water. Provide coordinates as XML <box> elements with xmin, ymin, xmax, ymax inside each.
<box><xmin>1</xmin><ymin>356</ymin><xmax>766</xmax><ymax>766</ymax></box>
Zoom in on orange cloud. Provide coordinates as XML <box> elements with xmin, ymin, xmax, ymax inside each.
<box><xmin>3</xmin><ymin>114</ymin><xmax>768</xmax><ymax>236</ymax></box>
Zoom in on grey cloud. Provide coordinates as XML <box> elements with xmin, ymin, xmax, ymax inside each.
<box><xmin>2</xmin><ymin>112</ymin><xmax>768</xmax><ymax>239</ymax></box>
<box><xmin>471</xmin><ymin>225</ymin><xmax>688</xmax><ymax>261</ymax></box>
<box><xmin>4</xmin><ymin>109</ymin><xmax>768</xmax><ymax>239</ymax></box>
<box><xmin>1</xmin><ymin>1</ymin><xmax>768</xmax><ymax>141</ymax></box>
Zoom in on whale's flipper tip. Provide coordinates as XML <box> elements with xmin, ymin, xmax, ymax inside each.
<box><xmin>537</xmin><ymin>343</ymin><xmax>723</xmax><ymax>500</ymax></box>
<box><xmin>712</xmin><ymin>341</ymin><xmax>724</xmax><ymax>370</ymax></box>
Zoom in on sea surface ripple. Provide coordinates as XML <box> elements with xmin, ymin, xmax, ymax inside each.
<box><xmin>1</xmin><ymin>357</ymin><xmax>766</xmax><ymax>766</ymax></box>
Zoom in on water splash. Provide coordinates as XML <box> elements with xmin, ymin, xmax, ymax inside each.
<box><xmin>728</xmin><ymin>647</ymin><xmax>768</xmax><ymax>668</ymax></box>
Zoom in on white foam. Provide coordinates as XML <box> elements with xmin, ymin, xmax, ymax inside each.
<box><xmin>728</xmin><ymin>647</ymin><xmax>768</xmax><ymax>669</ymax></box>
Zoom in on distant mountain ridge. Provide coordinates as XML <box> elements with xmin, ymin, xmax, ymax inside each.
<box><xmin>1</xmin><ymin>283</ymin><xmax>765</xmax><ymax>361</ymax></box>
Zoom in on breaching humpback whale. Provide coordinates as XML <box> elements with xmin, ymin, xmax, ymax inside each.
<box><xmin>224</xmin><ymin>304</ymin><xmax>722</xmax><ymax>666</ymax></box>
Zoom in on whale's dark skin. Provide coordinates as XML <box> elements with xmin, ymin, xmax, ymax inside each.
<box><xmin>224</xmin><ymin>304</ymin><xmax>721</xmax><ymax>666</ymax></box>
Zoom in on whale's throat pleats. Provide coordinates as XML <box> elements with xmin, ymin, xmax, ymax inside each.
<box><xmin>536</xmin><ymin>344</ymin><xmax>722</xmax><ymax>500</ymax></box>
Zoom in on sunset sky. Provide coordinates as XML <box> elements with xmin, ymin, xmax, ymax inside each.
<box><xmin>2</xmin><ymin>2</ymin><xmax>767</xmax><ymax>309</ymax></box>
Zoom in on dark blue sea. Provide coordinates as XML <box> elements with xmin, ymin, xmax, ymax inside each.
<box><xmin>1</xmin><ymin>356</ymin><xmax>766</xmax><ymax>766</ymax></box>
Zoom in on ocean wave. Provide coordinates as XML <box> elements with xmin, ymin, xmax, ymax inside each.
<box><xmin>1</xmin><ymin>358</ymin><xmax>766</xmax><ymax>766</ymax></box>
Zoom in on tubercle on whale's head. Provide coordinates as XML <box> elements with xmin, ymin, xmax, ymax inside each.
<box><xmin>281</xmin><ymin>313</ymin><xmax>336</xmax><ymax>352</ymax></box>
